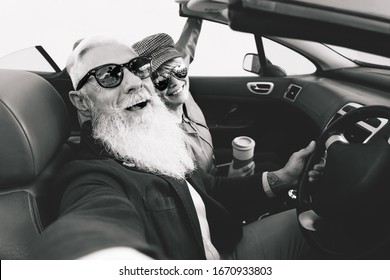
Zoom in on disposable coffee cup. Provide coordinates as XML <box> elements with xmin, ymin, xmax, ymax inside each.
<box><xmin>232</xmin><ymin>136</ymin><xmax>255</xmax><ymax>169</ymax></box>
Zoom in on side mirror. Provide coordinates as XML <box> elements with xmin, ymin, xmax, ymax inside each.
<box><xmin>243</xmin><ymin>53</ymin><xmax>287</xmax><ymax>77</ymax></box>
<box><xmin>242</xmin><ymin>53</ymin><xmax>261</xmax><ymax>74</ymax></box>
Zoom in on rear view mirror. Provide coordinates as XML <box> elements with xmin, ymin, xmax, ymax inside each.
<box><xmin>243</xmin><ymin>53</ymin><xmax>261</xmax><ymax>74</ymax></box>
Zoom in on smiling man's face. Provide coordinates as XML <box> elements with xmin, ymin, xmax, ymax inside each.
<box><xmin>76</xmin><ymin>42</ymin><xmax>157</xmax><ymax>117</ymax></box>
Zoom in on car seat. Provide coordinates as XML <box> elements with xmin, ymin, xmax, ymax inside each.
<box><xmin>0</xmin><ymin>69</ymin><xmax>72</xmax><ymax>259</ymax></box>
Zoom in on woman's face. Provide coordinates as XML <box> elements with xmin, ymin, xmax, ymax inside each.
<box><xmin>154</xmin><ymin>57</ymin><xmax>189</xmax><ymax>109</ymax></box>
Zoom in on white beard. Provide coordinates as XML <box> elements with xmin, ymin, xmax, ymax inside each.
<box><xmin>90</xmin><ymin>94</ymin><xmax>195</xmax><ymax>180</ymax></box>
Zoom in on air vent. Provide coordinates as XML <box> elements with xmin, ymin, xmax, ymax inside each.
<box><xmin>326</xmin><ymin>102</ymin><xmax>362</xmax><ymax>128</ymax></box>
<box><xmin>326</xmin><ymin>102</ymin><xmax>388</xmax><ymax>143</ymax></box>
<box><xmin>284</xmin><ymin>84</ymin><xmax>302</xmax><ymax>101</ymax></box>
<box><xmin>327</xmin><ymin>113</ymin><xmax>342</xmax><ymax>126</ymax></box>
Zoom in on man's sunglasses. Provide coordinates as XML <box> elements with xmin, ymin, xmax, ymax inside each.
<box><xmin>152</xmin><ymin>64</ymin><xmax>188</xmax><ymax>91</ymax></box>
<box><xmin>76</xmin><ymin>56</ymin><xmax>152</xmax><ymax>91</ymax></box>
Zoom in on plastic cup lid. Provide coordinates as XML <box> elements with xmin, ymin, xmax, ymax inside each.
<box><xmin>232</xmin><ymin>136</ymin><xmax>255</xmax><ymax>150</ymax></box>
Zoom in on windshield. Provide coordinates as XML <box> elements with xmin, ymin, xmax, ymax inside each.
<box><xmin>327</xmin><ymin>45</ymin><xmax>390</xmax><ymax>68</ymax></box>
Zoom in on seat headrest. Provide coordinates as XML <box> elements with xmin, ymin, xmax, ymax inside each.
<box><xmin>0</xmin><ymin>70</ymin><xmax>70</xmax><ymax>188</ymax></box>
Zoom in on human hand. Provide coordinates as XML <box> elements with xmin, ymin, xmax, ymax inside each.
<box><xmin>308</xmin><ymin>156</ymin><xmax>326</xmax><ymax>182</ymax></box>
<box><xmin>268</xmin><ymin>141</ymin><xmax>316</xmax><ymax>194</ymax></box>
<box><xmin>228</xmin><ymin>161</ymin><xmax>255</xmax><ymax>177</ymax></box>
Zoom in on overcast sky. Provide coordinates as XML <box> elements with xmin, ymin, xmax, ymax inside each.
<box><xmin>3</xmin><ymin>0</ymin><xmax>387</xmax><ymax>75</ymax></box>
<box><xmin>1</xmin><ymin>0</ymin><xmax>259</xmax><ymax>75</ymax></box>
<box><xmin>1</xmin><ymin>0</ymin><xmax>188</xmax><ymax>66</ymax></box>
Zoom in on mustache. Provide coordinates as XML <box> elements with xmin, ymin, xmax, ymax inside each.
<box><xmin>117</xmin><ymin>88</ymin><xmax>153</xmax><ymax>109</ymax></box>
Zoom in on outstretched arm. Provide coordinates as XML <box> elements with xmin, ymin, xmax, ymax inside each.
<box><xmin>175</xmin><ymin>18</ymin><xmax>203</xmax><ymax>66</ymax></box>
<box><xmin>28</xmin><ymin>162</ymin><xmax>158</xmax><ymax>260</ymax></box>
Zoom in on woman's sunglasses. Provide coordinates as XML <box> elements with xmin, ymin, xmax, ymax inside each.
<box><xmin>152</xmin><ymin>64</ymin><xmax>188</xmax><ymax>91</ymax></box>
<box><xmin>76</xmin><ymin>56</ymin><xmax>152</xmax><ymax>90</ymax></box>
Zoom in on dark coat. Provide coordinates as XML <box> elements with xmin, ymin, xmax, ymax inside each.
<box><xmin>28</xmin><ymin>123</ymin><xmax>275</xmax><ymax>259</ymax></box>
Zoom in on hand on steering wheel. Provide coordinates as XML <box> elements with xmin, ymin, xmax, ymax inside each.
<box><xmin>297</xmin><ymin>105</ymin><xmax>390</xmax><ymax>259</ymax></box>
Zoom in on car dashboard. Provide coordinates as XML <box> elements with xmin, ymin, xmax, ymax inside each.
<box><xmin>274</xmin><ymin>67</ymin><xmax>390</xmax><ymax>141</ymax></box>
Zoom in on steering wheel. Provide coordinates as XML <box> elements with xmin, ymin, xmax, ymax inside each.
<box><xmin>297</xmin><ymin>105</ymin><xmax>390</xmax><ymax>259</ymax></box>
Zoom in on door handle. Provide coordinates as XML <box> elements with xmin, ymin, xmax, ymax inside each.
<box><xmin>247</xmin><ymin>82</ymin><xmax>274</xmax><ymax>95</ymax></box>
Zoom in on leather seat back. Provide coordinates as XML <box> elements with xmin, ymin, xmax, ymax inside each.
<box><xmin>0</xmin><ymin>69</ymin><xmax>71</xmax><ymax>259</ymax></box>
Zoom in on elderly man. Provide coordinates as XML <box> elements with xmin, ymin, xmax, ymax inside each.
<box><xmin>28</xmin><ymin>35</ymin><xmax>319</xmax><ymax>260</ymax></box>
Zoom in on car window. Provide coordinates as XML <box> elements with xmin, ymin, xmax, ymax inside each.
<box><xmin>189</xmin><ymin>21</ymin><xmax>258</xmax><ymax>77</ymax></box>
<box><xmin>0</xmin><ymin>47</ymin><xmax>57</xmax><ymax>72</ymax></box>
<box><xmin>189</xmin><ymin>21</ymin><xmax>316</xmax><ymax>77</ymax></box>
<box><xmin>263</xmin><ymin>38</ymin><xmax>317</xmax><ymax>75</ymax></box>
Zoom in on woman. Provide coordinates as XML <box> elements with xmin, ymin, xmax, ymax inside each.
<box><xmin>132</xmin><ymin>19</ymin><xmax>255</xmax><ymax>177</ymax></box>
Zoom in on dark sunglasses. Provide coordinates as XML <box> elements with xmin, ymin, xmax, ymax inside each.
<box><xmin>76</xmin><ymin>56</ymin><xmax>152</xmax><ymax>90</ymax></box>
<box><xmin>152</xmin><ymin>64</ymin><xmax>188</xmax><ymax>91</ymax></box>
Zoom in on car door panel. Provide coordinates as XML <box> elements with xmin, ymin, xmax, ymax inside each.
<box><xmin>189</xmin><ymin>76</ymin><xmax>318</xmax><ymax>165</ymax></box>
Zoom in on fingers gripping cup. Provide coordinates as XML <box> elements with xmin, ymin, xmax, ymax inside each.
<box><xmin>232</xmin><ymin>136</ymin><xmax>255</xmax><ymax>169</ymax></box>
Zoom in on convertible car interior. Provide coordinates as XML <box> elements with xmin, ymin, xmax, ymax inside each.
<box><xmin>1</xmin><ymin>0</ymin><xmax>390</xmax><ymax>259</ymax></box>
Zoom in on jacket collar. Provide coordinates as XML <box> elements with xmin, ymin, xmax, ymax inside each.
<box><xmin>79</xmin><ymin>121</ymin><xmax>114</xmax><ymax>160</ymax></box>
